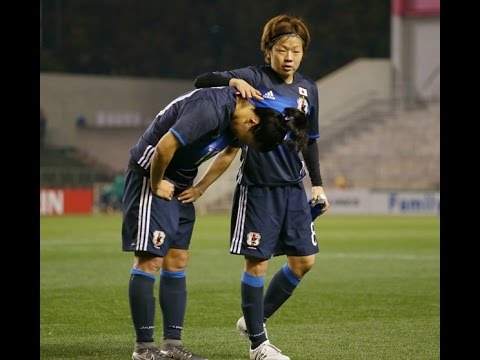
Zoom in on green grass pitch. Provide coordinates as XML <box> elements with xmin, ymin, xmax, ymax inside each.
<box><xmin>40</xmin><ymin>214</ymin><xmax>439</xmax><ymax>359</ymax></box>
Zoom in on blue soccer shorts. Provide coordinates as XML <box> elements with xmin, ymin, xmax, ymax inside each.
<box><xmin>122</xmin><ymin>168</ymin><xmax>195</xmax><ymax>257</ymax></box>
<box><xmin>230</xmin><ymin>183</ymin><xmax>319</xmax><ymax>259</ymax></box>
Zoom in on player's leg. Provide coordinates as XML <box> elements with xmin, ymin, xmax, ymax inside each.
<box><xmin>263</xmin><ymin>183</ymin><xmax>319</xmax><ymax>322</ymax></box>
<box><xmin>122</xmin><ymin>169</ymin><xmax>176</xmax><ymax>359</ymax></box>
<box><xmin>130</xmin><ymin>254</ymin><xmax>170</xmax><ymax>360</ymax></box>
<box><xmin>263</xmin><ymin>255</ymin><xmax>315</xmax><ymax>320</ymax></box>
<box><xmin>231</xmin><ymin>185</ymin><xmax>289</xmax><ymax>359</ymax></box>
<box><xmin>239</xmin><ymin>256</ymin><xmax>316</xmax><ymax>339</ymax></box>
<box><xmin>242</xmin><ymin>257</ymin><xmax>268</xmax><ymax>349</ymax></box>
<box><xmin>158</xmin><ymin>200</ymin><xmax>208</xmax><ymax>360</ymax></box>
<box><xmin>160</xmin><ymin>249</ymin><xmax>188</xmax><ymax>344</ymax></box>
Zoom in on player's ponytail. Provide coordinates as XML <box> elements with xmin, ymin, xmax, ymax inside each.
<box><xmin>252</xmin><ymin>106</ymin><xmax>308</xmax><ymax>152</ymax></box>
<box><xmin>282</xmin><ymin>107</ymin><xmax>308</xmax><ymax>151</ymax></box>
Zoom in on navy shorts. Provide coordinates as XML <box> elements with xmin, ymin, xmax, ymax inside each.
<box><xmin>122</xmin><ymin>168</ymin><xmax>195</xmax><ymax>257</ymax></box>
<box><xmin>230</xmin><ymin>183</ymin><xmax>319</xmax><ymax>259</ymax></box>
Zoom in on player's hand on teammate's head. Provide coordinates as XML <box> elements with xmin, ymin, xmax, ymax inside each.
<box><xmin>230</xmin><ymin>78</ymin><xmax>264</xmax><ymax>101</ymax></box>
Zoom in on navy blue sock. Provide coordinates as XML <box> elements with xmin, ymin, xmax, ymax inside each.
<box><xmin>264</xmin><ymin>264</ymin><xmax>301</xmax><ymax>321</ymax></box>
<box><xmin>129</xmin><ymin>269</ymin><xmax>157</xmax><ymax>342</ymax></box>
<box><xmin>241</xmin><ymin>272</ymin><xmax>267</xmax><ymax>349</ymax></box>
<box><xmin>160</xmin><ymin>269</ymin><xmax>187</xmax><ymax>340</ymax></box>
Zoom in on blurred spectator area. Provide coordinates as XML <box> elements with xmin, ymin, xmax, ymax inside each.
<box><xmin>315</xmin><ymin>99</ymin><xmax>440</xmax><ymax>191</ymax></box>
<box><xmin>40</xmin><ymin>146</ymin><xmax>115</xmax><ymax>187</ymax></box>
<box><xmin>75</xmin><ymin>127</ymin><xmax>144</xmax><ymax>174</ymax></box>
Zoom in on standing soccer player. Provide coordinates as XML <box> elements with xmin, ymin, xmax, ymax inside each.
<box><xmin>122</xmin><ymin>86</ymin><xmax>308</xmax><ymax>360</ymax></box>
<box><xmin>194</xmin><ymin>14</ymin><xmax>330</xmax><ymax>360</ymax></box>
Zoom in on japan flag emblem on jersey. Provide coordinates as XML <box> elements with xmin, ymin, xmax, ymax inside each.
<box><xmin>246</xmin><ymin>232</ymin><xmax>262</xmax><ymax>247</ymax></box>
<box><xmin>152</xmin><ymin>230</ymin><xmax>166</xmax><ymax>248</ymax></box>
<box><xmin>299</xmin><ymin>87</ymin><xmax>308</xmax><ymax>96</ymax></box>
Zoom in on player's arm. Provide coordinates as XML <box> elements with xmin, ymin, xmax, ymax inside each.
<box><xmin>302</xmin><ymin>139</ymin><xmax>330</xmax><ymax>212</ymax></box>
<box><xmin>150</xmin><ymin>131</ymin><xmax>182</xmax><ymax>200</ymax></box>
<box><xmin>303</xmin><ymin>84</ymin><xmax>329</xmax><ymax>213</ymax></box>
<box><xmin>177</xmin><ymin>146</ymin><xmax>240</xmax><ymax>203</ymax></box>
<box><xmin>194</xmin><ymin>70</ymin><xmax>263</xmax><ymax>100</ymax></box>
<box><xmin>194</xmin><ymin>72</ymin><xmax>232</xmax><ymax>87</ymax></box>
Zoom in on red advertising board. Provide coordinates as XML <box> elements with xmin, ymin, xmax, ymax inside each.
<box><xmin>392</xmin><ymin>0</ymin><xmax>440</xmax><ymax>16</ymax></box>
<box><xmin>40</xmin><ymin>188</ymin><xmax>93</xmax><ymax>215</ymax></box>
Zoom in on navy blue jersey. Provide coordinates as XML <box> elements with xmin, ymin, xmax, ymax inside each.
<box><xmin>213</xmin><ymin>65</ymin><xmax>320</xmax><ymax>186</ymax></box>
<box><xmin>129</xmin><ymin>87</ymin><xmax>240</xmax><ymax>190</ymax></box>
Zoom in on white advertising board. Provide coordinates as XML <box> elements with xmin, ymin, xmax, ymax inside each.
<box><xmin>321</xmin><ymin>189</ymin><xmax>440</xmax><ymax>215</ymax></box>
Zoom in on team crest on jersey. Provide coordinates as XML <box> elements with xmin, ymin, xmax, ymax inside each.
<box><xmin>297</xmin><ymin>96</ymin><xmax>309</xmax><ymax>114</ymax></box>
<box><xmin>152</xmin><ymin>230</ymin><xmax>166</xmax><ymax>248</ymax></box>
<box><xmin>246</xmin><ymin>232</ymin><xmax>262</xmax><ymax>247</ymax></box>
<box><xmin>298</xmin><ymin>87</ymin><xmax>308</xmax><ymax>96</ymax></box>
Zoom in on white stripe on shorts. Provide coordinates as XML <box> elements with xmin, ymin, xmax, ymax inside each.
<box><xmin>136</xmin><ymin>177</ymin><xmax>152</xmax><ymax>251</ymax></box>
<box><xmin>230</xmin><ymin>185</ymin><xmax>248</xmax><ymax>254</ymax></box>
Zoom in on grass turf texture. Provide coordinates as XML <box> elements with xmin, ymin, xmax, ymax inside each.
<box><xmin>40</xmin><ymin>214</ymin><xmax>439</xmax><ymax>359</ymax></box>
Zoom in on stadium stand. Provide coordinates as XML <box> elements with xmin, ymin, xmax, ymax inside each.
<box><xmin>318</xmin><ymin>99</ymin><xmax>439</xmax><ymax>190</ymax></box>
<box><xmin>74</xmin><ymin>127</ymin><xmax>144</xmax><ymax>174</ymax></box>
<box><xmin>40</xmin><ymin>146</ymin><xmax>114</xmax><ymax>187</ymax></box>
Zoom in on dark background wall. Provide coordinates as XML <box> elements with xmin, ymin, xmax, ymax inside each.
<box><xmin>40</xmin><ymin>0</ymin><xmax>390</xmax><ymax>80</ymax></box>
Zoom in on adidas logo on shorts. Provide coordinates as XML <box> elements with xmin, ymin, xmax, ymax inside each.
<box><xmin>262</xmin><ymin>90</ymin><xmax>276</xmax><ymax>100</ymax></box>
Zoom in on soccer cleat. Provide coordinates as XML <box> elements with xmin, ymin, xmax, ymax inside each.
<box><xmin>237</xmin><ymin>316</ymin><xmax>268</xmax><ymax>340</ymax></box>
<box><xmin>249</xmin><ymin>340</ymin><xmax>290</xmax><ymax>360</ymax></box>
<box><xmin>161</xmin><ymin>344</ymin><xmax>209</xmax><ymax>360</ymax></box>
<box><xmin>132</xmin><ymin>347</ymin><xmax>171</xmax><ymax>360</ymax></box>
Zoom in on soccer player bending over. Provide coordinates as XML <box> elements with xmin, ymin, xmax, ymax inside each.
<box><xmin>122</xmin><ymin>85</ymin><xmax>307</xmax><ymax>360</ymax></box>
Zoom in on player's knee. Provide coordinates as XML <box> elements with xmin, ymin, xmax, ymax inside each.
<box><xmin>134</xmin><ymin>254</ymin><xmax>163</xmax><ymax>274</ymax></box>
<box><xmin>245</xmin><ymin>256</ymin><xmax>268</xmax><ymax>276</ymax></box>
<box><xmin>301</xmin><ymin>259</ymin><xmax>315</xmax><ymax>275</ymax></box>
<box><xmin>288</xmin><ymin>255</ymin><xmax>315</xmax><ymax>277</ymax></box>
<box><xmin>163</xmin><ymin>249</ymin><xmax>189</xmax><ymax>271</ymax></box>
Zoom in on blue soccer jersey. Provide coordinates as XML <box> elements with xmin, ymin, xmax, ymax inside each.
<box><xmin>129</xmin><ymin>87</ymin><xmax>240</xmax><ymax>190</ymax></box>
<box><xmin>212</xmin><ymin>65</ymin><xmax>320</xmax><ymax>186</ymax></box>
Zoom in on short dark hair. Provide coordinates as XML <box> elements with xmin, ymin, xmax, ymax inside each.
<box><xmin>261</xmin><ymin>14</ymin><xmax>311</xmax><ymax>64</ymax></box>
<box><xmin>252</xmin><ymin>107</ymin><xmax>308</xmax><ymax>152</ymax></box>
